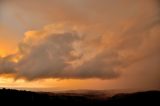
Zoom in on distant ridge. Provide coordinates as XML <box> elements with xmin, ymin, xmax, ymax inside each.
<box><xmin>0</xmin><ymin>88</ymin><xmax>159</xmax><ymax>105</ymax></box>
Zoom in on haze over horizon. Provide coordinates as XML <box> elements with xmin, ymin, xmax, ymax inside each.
<box><xmin>0</xmin><ymin>0</ymin><xmax>160</xmax><ymax>91</ymax></box>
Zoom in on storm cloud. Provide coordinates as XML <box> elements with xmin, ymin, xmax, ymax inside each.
<box><xmin>14</xmin><ymin>25</ymin><xmax>126</xmax><ymax>79</ymax></box>
<box><xmin>0</xmin><ymin>0</ymin><xmax>159</xmax><ymax>90</ymax></box>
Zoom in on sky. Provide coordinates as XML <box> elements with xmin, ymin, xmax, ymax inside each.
<box><xmin>0</xmin><ymin>0</ymin><xmax>159</xmax><ymax>91</ymax></box>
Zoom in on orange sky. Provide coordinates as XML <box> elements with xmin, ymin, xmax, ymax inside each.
<box><xmin>0</xmin><ymin>25</ymin><xmax>18</xmax><ymax>57</ymax></box>
<box><xmin>0</xmin><ymin>0</ymin><xmax>159</xmax><ymax>91</ymax></box>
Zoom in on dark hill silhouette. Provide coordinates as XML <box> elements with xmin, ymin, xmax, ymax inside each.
<box><xmin>0</xmin><ymin>88</ymin><xmax>159</xmax><ymax>105</ymax></box>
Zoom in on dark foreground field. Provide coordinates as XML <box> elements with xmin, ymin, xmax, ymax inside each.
<box><xmin>0</xmin><ymin>88</ymin><xmax>159</xmax><ymax>105</ymax></box>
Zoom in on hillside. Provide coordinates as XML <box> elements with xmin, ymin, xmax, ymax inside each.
<box><xmin>0</xmin><ymin>88</ymin><xmax>159</xmax><ymax>105</ymax></box>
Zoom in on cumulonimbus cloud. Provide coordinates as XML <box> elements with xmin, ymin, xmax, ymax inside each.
<box><xmin>0</xmin><ymin>19</ymin><xmax>159</xmax><ymax>80</ymax></box>
<box><xmin>14</xmin><ymin>24</ymin><xmax>126</xmax><ymax>80</ymax></box>
<box><xmin>0</xmin><ymin>0</ymin><xmax>159</xmax><ymax>84</ymax></box>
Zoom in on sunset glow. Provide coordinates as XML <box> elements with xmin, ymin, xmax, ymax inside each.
<box><xmin>0</xmin><ymin>0</ymin><xmax>159</xmax><ymax>91</ymax></box>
